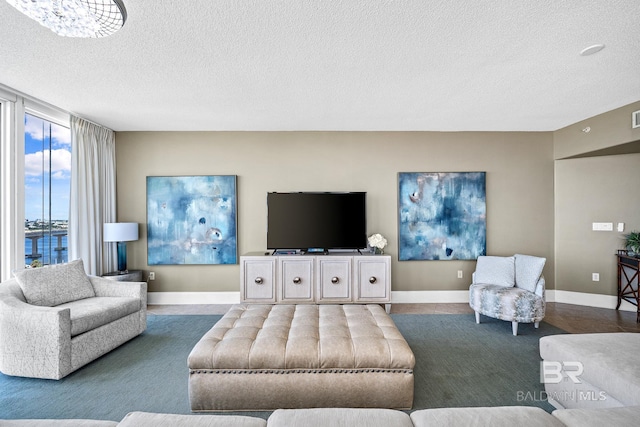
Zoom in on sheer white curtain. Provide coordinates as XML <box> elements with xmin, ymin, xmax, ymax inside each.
<box><xmin>68</xmin><ymin>116</ymin><xmax>116</xmax><ymax>275</ymax></box>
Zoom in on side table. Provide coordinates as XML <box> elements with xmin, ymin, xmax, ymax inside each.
<box><xmin>616</xmin><ymin>250</ymin><xmax>640</xmax><ymax>322</ymax></box>
<box><xmin>102</xmin><ymin>270</ymin><xmax>143</xmax><ymax>282</ymax></box>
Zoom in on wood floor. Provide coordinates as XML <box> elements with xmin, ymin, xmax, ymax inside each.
<box><xmin>147</xmin><ymin>302</ymin><xmax>640</xmax><ymax>334</ymax></box>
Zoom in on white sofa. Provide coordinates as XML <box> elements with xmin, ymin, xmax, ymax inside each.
<box><xmin>0</xmin><ymin>259</ymin><xmax>147</xmax><ymax>380</ymax></box>
<box><xmin>540</xmin><ymin>332</ymin><xmax>640</xmax><ymax>410</ymax></box>
<box><xmin>4</xmin><ymin>406</ymin><xmax>640</xmax><ymax>427</ymax></box>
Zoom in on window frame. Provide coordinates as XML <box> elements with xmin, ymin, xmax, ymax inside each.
<box><xmin>0</xmin><ymin>84</ymin><xmax>69</xmax><ymax>280</ymax></box>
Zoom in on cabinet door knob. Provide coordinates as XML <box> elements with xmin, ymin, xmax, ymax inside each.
<box><xmin>293</xmin><ymin>277</ymin><xmax>302</xmax><ymax>284</ymax></box>
<box><xmin>254</xmin><ymin>277</ymin><xmax>264</xmax><ymax>285</ymax></box>
<box><xmin>369</xmin><ymin>276</ymin><xmax>377</xmax><ymax>284</ymax></box>
<box><xmin>331</xmin><ymin>277</ymin><xmax>340</xmax><ymax>284</ymax></box>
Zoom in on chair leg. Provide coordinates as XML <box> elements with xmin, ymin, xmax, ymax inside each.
<box><xmin>534</xmin><ymin>321</ymin><xmax>540</xmax><ymax>329</ymax></box>
<box><xmin>512</xmin><ymin>321</ymin><xmax>518</xmax><ymax>336</ymax></box>
<box><xmin>475</xmin><ymin>311</ymin><xmax>480</xmax><ymax>324</ymax></box>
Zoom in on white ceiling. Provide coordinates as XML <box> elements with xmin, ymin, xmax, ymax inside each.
<box><xmin>1</xmin><ymin>0</ymin><xmax>639</xmax><ymax>132</ymax></box>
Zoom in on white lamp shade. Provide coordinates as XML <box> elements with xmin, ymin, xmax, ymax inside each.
<box><xmin>104</xmin><ymin>222</ymin><xmax>139</xmax><ymax>242</ymax></box>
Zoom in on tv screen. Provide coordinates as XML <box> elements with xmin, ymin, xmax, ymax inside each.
<box><xmin>267</xmin><ymin>192</ymin><xmax>367</xmax><ymax>251</ymax></box>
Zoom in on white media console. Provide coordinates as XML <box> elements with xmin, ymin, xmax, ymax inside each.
<box><xmin>240</xmin><ymin>252</ymin><xmax>391</xmax><ymax>311</ymax></box>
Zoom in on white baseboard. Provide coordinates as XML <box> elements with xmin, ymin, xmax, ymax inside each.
<box><xmin>390</xmin><ymin>290</ymin><xmax>469</xmax><ymax>303</ymax></box>
<box><xmin>147</xmin><ymin>289</ymin><xmax>637</xmax><ymax>313</ymax></box>
<box><xmin>553</xmin><ymin>290</ymin><xmax>637</xmax><ymax>312</ymax></box>
<box><xmin>148</xmin><ymin>292</ymin><xmax>240</xmax><ymax>305</ymax></box>
<box><xmin>147</xmin><ymin>290</ymin><xmax>472</xmax><ymax>305</ymax></box>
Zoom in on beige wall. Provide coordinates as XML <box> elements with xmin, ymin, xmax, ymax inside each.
<box><xmin>554</xmin><ymin>101</ymin><xmax>640</xmax><ymax>159</ymax></box>
<box><xmin>555</xmin><ymin>153</ymin><xmax>640</xmax><ymax>294</ymax></box>
<box><xmin>114</xmin><ymin>131</ymin><xmax>555</xmax><ymax>293</ymax></box>
<box><xmin>553</xmin><ymin>101</ymin><xmax>640</xmax><ymax>297</ymax></box>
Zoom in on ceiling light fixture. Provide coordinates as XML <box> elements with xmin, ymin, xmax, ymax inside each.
<box><xmin>580</xmin><ymin>44</ymin><xmax>605</xmax><ymax>56</ymax></box>
<box><xmin>6</xmin><ymin>0</ymin><xmax>127</xmax><ymax>38</ymax></box>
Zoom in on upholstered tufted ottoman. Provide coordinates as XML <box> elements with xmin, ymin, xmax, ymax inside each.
<box><xmin>188</xmin><ymin>304</ymin><xmax>415</xmax><ymax>411</ymax></box>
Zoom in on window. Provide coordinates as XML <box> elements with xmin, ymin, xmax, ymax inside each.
<box><xmin>24</xmin><ymin>113</ymin><xmax>71</xmax><ymax>267</ymax></box>
<box><xmin>0</xmin><ymin>84</ymin><xmax>70</xmax><ymax>279</ymax></box>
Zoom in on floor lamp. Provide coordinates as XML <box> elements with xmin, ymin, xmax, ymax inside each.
<box><xmin>104</xmin><ymin>222</ymin><xmax>139</xmax><ymax>274</ymax></box>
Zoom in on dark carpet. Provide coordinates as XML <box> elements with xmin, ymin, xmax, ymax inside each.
<box><xmin>393</xmin><ymin>314</ymin><xmax>564</xmax><ymax>412</ymax></box>
<box><xmin>0</xmin><ymin>313</ymin><xmax>565</xmax><ymax>421</ymax></box>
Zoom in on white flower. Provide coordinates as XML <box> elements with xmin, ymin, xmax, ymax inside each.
<box><xmin>368</xmin><ymin>233</ymin><xmax>387</xmax><ymax>249</ymax></box>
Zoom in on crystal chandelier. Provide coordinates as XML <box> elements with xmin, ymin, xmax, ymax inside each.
<box><xmin>6</xmin><ymin>0</ymin><xmax>127</xmax><ymax>38</ymax></box>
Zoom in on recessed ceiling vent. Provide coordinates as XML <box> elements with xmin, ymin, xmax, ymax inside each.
<box><xmin>633</xmin><ymin>110</ymin><xmax>640</xmax><ymax>129</ymax></box>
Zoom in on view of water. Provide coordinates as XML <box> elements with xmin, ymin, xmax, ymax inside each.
<box><xmin>25</xmin><ymin>235</ymin><xmax>68</xmax><ymax>266</ymax></box>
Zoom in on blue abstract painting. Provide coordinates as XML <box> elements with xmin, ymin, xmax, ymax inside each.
<box><xmin>398</xmin><ymin>172</ymin><xmax>486</xmax><ymax>261</ymax></box>
<box><xmin>147</xmin><ymin>176</ymin><xmax>237</xmax><ymax>265</ymax></box>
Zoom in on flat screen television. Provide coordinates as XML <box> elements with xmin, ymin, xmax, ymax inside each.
<box><xmin>267</xmin><ymin>192</ymin><xmax>367</xmax><ymax>252</ymax></box>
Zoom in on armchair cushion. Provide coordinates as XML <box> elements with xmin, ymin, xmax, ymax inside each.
<box><xmin>469</xmin><ymin>283</ymin><xmax>545</xmax><ymax>323</ymax></box>
<box><xmin>514</xmin><ymin>254</ymin><xmax>546</xmax><ymax>293</ymax></box>
<box><xmin>474</xmin><ymin>256</ymin><xmax>515</xmax><ymax>287</ymax></box>
<box><xmin>57</xmin><ymin>297</ymin><xmax>142</xmax><ymax>337</ymax></box>
<box><xmin>13</xmin><ymin>259</ymin><xmax>95</xmax><ymax>307</ymax></box>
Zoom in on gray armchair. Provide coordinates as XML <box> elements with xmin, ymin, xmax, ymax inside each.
<box><xmin>469</xmin><ymin>254</ymin><xmax>546</xmax><ymax>336</ymax></box>
<box><xmin>0</xmin><ymin>259</ymin><xmax>146</xmax><ymax>379</ymax></box>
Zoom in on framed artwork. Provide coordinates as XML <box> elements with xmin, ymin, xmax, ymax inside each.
<box><xmin>398</xmin><ymin>172</ymin><xmax>486</xmax><ymax>261</ymax></box>
<box><xmin>147</xmin><ymin>175</ymin><xmax>237</xmax><ymax>265</ymax></box>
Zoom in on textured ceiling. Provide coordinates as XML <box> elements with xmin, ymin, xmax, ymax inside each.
<box><xmin>1</xmin><ymin>0</ymin><xmax>639</xmax><ymax>131</ymax></box>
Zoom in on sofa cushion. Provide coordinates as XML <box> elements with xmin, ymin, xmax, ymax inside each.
<box><xmin>189</xmin><ymin>304</ymin><xmax>415</xmax><ymax>371</ymax></box>
<box><xmin>0</xmin><ymin>421</ymin><xmax>116</xmax><ymax>427</ymax></box>
<box><xmin>474</xmin><ymin>256</ymin><xmax>515</xmax><ymax>287</ymax></box>
<box><xmin>268</xmin><ymin>408</ymin><xmax>413</xmax><ymax>427</ymax></box>
<box><xmin>552</xmin><ymin>405</ymin><xmax>640</xmax><ymax>427</ymax></box>
<box><xmin>118</xmin><ymin>412</ymin><xmax>267</xmax><ymax>427</ymax></box>
<box><xmin>13</xmin><ymin>259</ymin><xmax>95</xmax><ymax>307</ymax></box>
<box><xmin>57</xmin><ymin>297</ymin><xmax>141</xmax><ymax>337</ymax></box>
<box><xmin>515</xmin><ymin>254</ymin><xmax>546</xmax><ymax>293</ymax></box>
<box><xmin>469</xmin><ymin>283</ymin><xmax>545</xmax><ymax>323</ymax></box>
<box><xmin>540</xmin><ymin>333</ymin><xmax>640</xmax><ymax>407</ymax></box>
<box><xmin>410</xmin><ymin>406</ymin><xmax>565</xmax><ymax>427</ymax></box>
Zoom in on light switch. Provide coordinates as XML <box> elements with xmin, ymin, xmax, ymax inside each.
<box><xmin>618</xmin><ymin>223</ymin><xmax>625</xmax><ymax>232</ymax></box>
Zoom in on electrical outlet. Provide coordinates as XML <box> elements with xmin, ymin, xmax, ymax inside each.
<box><xmin>457</xmin><ymin>270</ymin><xmax>463</xmax><ymax>279</ymax></box>
<box><xmin>592</xmin><ymin>273</ymin><xmax>599</xmax><ymax>282</ymax></box>
<box><xmin>149</xmin><ymin>272</ymin><xmax>155</xmax><ymax>281</ymax></box>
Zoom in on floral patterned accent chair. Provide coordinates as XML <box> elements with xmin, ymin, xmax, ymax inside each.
<box><xmin>469</xmin><ymin>254</ymin><xmax>546</xmax><ymax>336</ymax></box>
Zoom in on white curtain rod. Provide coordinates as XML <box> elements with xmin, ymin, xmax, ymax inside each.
<box><xmin>71</xmin><ymin>114</ymin><xmax>114</xmax><ymax>133</ymax></box>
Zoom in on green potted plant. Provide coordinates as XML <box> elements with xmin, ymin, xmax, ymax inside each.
<box><xmin>624</xmin><ymin>231</ymin><xmax>640</xmax><ymax>256</ymax></box>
